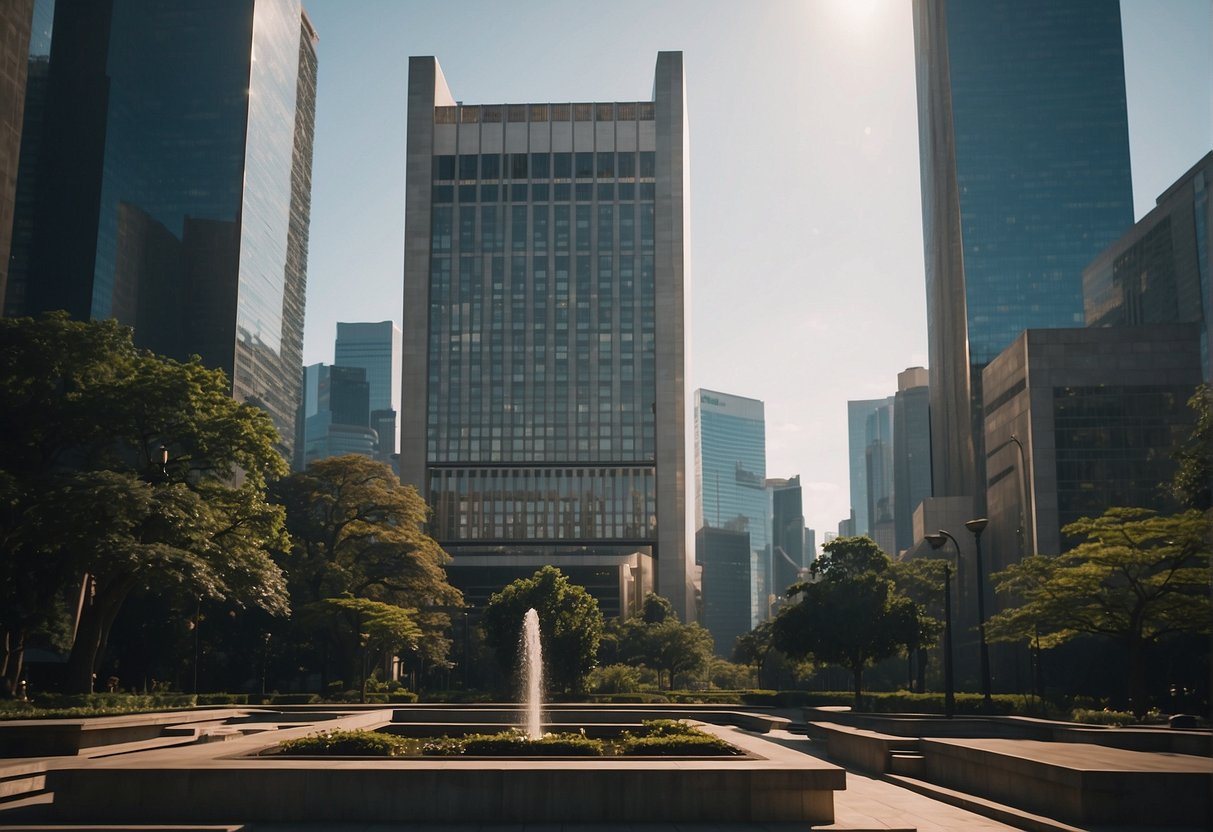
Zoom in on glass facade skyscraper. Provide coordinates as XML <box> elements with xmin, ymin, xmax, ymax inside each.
<box><xmin>401</xmin><ymin>54</ymin><xmax>691</xmax><ymax>619</ymax></box>
<box><xmin>8</xmin><ymin>0</ymin><xmax>317</xmax><ymax>458</ymax></box>
<box><xmin>694</xmin><ymin>389</ymin><xmax>768</xmax><ymax>628</ymax></box>
<box><xmin>335</xmin><ymin>320</ymin><xmax>402</xmax><ymax>455</ymax></box>
<box><xmin>847</xmin><ymin>396</ymin><xmax>894</xmax><ymax>538</ymax></box>
<box><xmin>913</xmin><ymin>0</ymin><xmax>1134</xmax><ymax>500</ymax></box>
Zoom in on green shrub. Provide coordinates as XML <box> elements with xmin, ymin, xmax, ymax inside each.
<box><xmin>1070</xmin><ymin>708</ymin><xmax>1166</xmax><ymax>726</ymax></box>
<box><xmin>588</xmin><ymin>692</ymin><xmax>669</xmax><ymax>704</ymax></box>
<box><xmin>278</xmin><ymin>729</ymin><xmax>409</xmax><ymax>757</ymax></box>
<box><xmin>637</xmin><ymin>718</ymin><xmax>697</xmax><ymax>737</ymax></box>
<box><xmin>590</xmin><ymin>663</ymin><xmax>642</xmax><ymax>694</ymax></box>
<box><xmin>196</xmin><ymin>693</ymin><xmax>248</xmax><ymax>706</ymax></box>
<box><xmin>263</xmin><ymin>693</ymin><xmax>321</xmax><ymax>705</ymax></box>
<box><xmin>621</xmin><ymin>733</ymin><xmax>740</xmax><ymax>756</ymax></box>
<box><xmin>422</xmin><ymin>731</ymin><xmax>604</xmax><ymax>756</ymax></box>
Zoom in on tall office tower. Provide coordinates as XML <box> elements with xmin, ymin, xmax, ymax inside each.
<box><xmin>695</xmin><ymin>389</ymin><xmax>769</xmax><ymax>627</ymax></box>
<box><xmin>401</xmin><ymin>54</ymin><xmax>691</xmax><ymax>618</ymax></box>
<box><xmin>804</xmin><ymin>527</ymin><xmax>816</xmax><ymax>564</ymax></box>
<box><xmin>913</xmin><ymin>0</ymin><xmax>1134</xmax><ymax>502</ymax></box>
<box><xmin>7</xmin><ymin>0</ymin><xmax>318</xmax><ymax>459</ymax></box>
<box><xmin>298</xmin><ymin>363</ymin><xmax>378</xmax><ymax>469</ymax></box>
<box><xmin>335</xmin><ymin>321</ymin><xmax>403</xmax><ymax>453</ymax></box>
<box><xmin>847</xmin><ymin>397</ymin><xmax>894</xmax><ymax>536</ymax></box>
<box><xmin>696</xmin><ymin>526</ymin><xmax>752</xmax><ymax>656</ymax></box>
<box><xmin>893</xmin><ymin>367</ymin><xmax>932</xmax><ymax>554</ymax></box>
<box><xmin>767</xmin><ymin>476</ymin><xmax>805</xmax><ymax>599</ymax></box>
<box><xmin>0</xmin><ymin>0</ymin><xmax>35</xmax><ymax>310</ymax></box>
<box><xmin>1085</xmin><ymin>152</ymin><xmax>1213</xmax><ymax>382</ymax></box>
<box><xmin>865</xmin><ymin>400</ymin><xmax>896</xmax><ymax>554</ymax></box>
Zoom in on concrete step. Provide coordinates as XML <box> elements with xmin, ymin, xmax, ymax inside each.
<box><xmin>0</xmin><ymin>762</ymin><xmax>47</xmax><ymax>804</ymax></box>
<box><xmin>888</xmin><ymin>750</ymin><xmax>925</xmax><ymax>776</ymax></box>
<box><xmin>884</xmin><ymin>772</ymin><xmax>1093</xmax><ymax>832</ymax></box>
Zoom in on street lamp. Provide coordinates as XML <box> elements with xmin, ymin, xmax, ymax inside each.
<box><xmin>965</xmin><ymin>517</ymin><xmax>993</xmax><ymax>711</ymax></box>
<box><xmin>924</xmin><ymin>530</ymin><xmax>958</xmax><ymax>718</ymax></box>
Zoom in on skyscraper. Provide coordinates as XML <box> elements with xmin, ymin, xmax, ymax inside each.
<box><xmin>298</xmin><ymin>362</ymin><xmax>378</xmax><ymax>469</ymax></box>
<box><xmin>767</xmin><ymin>475</ymin><xmax>805</xmax><ymax>599</ymax></box>
<box><xmin>847</xmin><ymin>396</ymin><xmax>894</xmax><ymax>537</ymax></box>
<box><xmin>695</xmin><ymin>389</ymin><xmax>768</xmax><ymax>627</ymax></box>
<box><xmin>335</xmin><ymin>320</ymin><xmax>402</xmax><ymax>455</ymax></box>
<box><xmin>0</xmin><ymin>0</ymin><xmax>34</xmax><ymax>310</ymax></box>
<box><xmin>400</xmin><ymin>54</ymin><xmax>691</xmax><ymax>618</ymax></box>
<box><xmin>7</xmin><ymin>0</ymin><xmax>318</xmax><ymax>458</ymax></box>
<box><xmin>913</xmin><ymin>0</ymin><xmax>1134</xmax><ymax>501</ymax></box>
<box><xmin>893</xmin><ymin>366</ymin><xmax>931</xmax><ymax>554</ymax></box>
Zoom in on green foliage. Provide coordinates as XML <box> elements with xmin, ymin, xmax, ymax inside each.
<box><xmin>989</xmin><ymin>507</ymin><xmax>1210</xmax><ymax>716</ymax></box>
<box><xmin>196</xmin><ymin>693</ymin><xmax>248</xmax><ymax>706</ymax></box>
<box><xmin>251</xmin><ymin>693</ymin><xmax>321</xmax><ymax>705</ymax></box>
<box><xmin>271</xmin><ymin>455</ymin><xmax>461</xmax><ymax>687</ymax></box>
<box><xmin>587</xmin><ymin>692</ymin><xmax>670</xmax><ymax>703</ymax></box>
<box><xmin>639</xmin><ymin>592</ymin><xmax>675</xmax><ymax>623</ymax></box>
<box><xmin>481</xmin><ymin>566</ymin><xmax>604</xmax><ymax>696</ymax></box>
<box><xmin>619</xmin><ymin>732</ymin><xmax>741</xmax><ymax>756</ymax></box>
<box><xmin>422</xmin><ymin>731</ymin><xmax>604</xmax><ymax>756</ymax></box>
<box><xmin>613</xmin><ymin>594</ymin><xmax>714</xmax><ymax>690</ymax></box>
<box><xmin>589</xmin><ymin>663</ymin><xmax>642</xmax><ymax>694</ymax></box>
<box><xmin>278</xmin><ymin>729</ymin><xmax>410</xmax><ymax>757</ymax></box>
<box><xmin>706</xmin><ymin>657</ymin><xmax>753</xmax><ymax>690</ymax></box>
<box><xmin>1171</xmin><ymin>384</ymin><xmax>1211</xmax><ymax>510</ymax></box>
<box><xmin>635</xmin><ymin>718</ymin><xmax>697</xmax><ymax>736</ymax></box>
<box><xmin>0</xmin><ymin>314</ymin><xmax>290</xmax><ymax>694</ymax></box>
<box><xmin>1</xmin><ymin>692</ymin><xmax>198</xmax><ymax>720</ymax></box>
<box><xmin>773</xmin><ymin>537</ymin><xmax>925</xmax><ymax>705</ymax></box>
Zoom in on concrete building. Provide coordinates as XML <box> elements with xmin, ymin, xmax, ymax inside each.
<box><xmin>335</xmin><ymin>321</ymin><xmax>402</xmax><ymax>453</ymax></box>
<box><xmin>893</xmin><ymin>367</ymin><xmax>932</xmax><ymax>554</ymax></box>
<box><xmin>400</xmin><ymin>54</ymin><xmax>691</xmax><ymax>619</ymax></box>
<box><xmin>1084</xmin><ymin>152</ymin><xmax>1212</xmax><ymax>382</ymax></box>
<box><xmin>0</xmin><ymin>0</ymin><xmax>34</xmax><ymax>311</ymax></box>
<box><xmin>913</xmin><ymin>0</ymin><xmax>1135</xmax><ymax>505</ymax></box>
<box><xmin>695</xmin><ymin>389</ymin><xmax>769</xmax><ymax>628</ymax></box>
<box><xmin>6</xmin><ymin>0</ymin><xmax>318</xmax><ymax>459</ymax></box>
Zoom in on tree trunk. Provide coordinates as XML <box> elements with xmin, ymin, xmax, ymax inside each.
<box><xmin>2</xmin><ymin>629</ymin><xmax>25</xmax><ymax>698</ymax></box>
<box><xmin>916</xmin><ymin>647</ymin><xmax>928</xmax><ymax>694</ymax></box>
<box><xmin>1127</xmin><ymin>637</ymin><xmax>1148</xmax><ymax>719</ymax></box>
<box><xmin>852</xmin><ymin>664</ymin><xmax>864</xmax><ymax>710</ymax></box>
<box><xmin>66</xmin><ymin>580</ymin><xmax>133</xmax><ymax>694</ymax></box>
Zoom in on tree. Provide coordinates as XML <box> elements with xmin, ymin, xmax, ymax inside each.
<box><xmin>732</xmin><ymin>621</ymin><xmax>777</xmax><ymax>688</ymax></box>
<box><xmin>0</xmin><ymin>314</ymin><xmax>290</xmax><ymax>694</ymax></box>
<box><xmin>890</xmin><ymin>558</ymin><xmax>947</xmax><ymax>692</ymax></box>
<box><xmin>270</xmin><ymin>455</ymin><xmax>462</xmax><ymax>686</ymax></box>
<box><xmin>480</xmin><ymin>566</ymin><xmax>603</xmax><ymax>696</ymax></box>
<box><xmin>987</xmin><ymin>507</ymin><xmax>1210</xmax><ymax>717</ymax></box>
<box><xmin>302</xmin><ymin>596</ymin><xmax>421</xmax><ymax>702</ymax></box>
<box><xmin>1171</xmin><ymin>384</ymin><xmax>1211</xmax><ymax>511</ymax></box>
<box><xmin>772</xmin><ymin>536</ymin><xmax>923</xmax><ymax>707</ymax></box>
<box><xmin>614</xmin><ymin>593</ymin><xmax>713</xmax><ymax>690</ymax></box>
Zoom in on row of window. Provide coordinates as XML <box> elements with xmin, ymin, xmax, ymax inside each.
<box><xmin>435</xmin><ymin>102</ymin><xmax>655</xmax><ymax>125</ymax></box>
<box><xmin>435</xmin><ymin>182</ymin><xmax>656</xmax><ymax>205</ymax></box>
<box><xmin>435</xmin><ymin>151</ymin><xmax>656</xmax><ymax>182</ymax></box>
<box><xmin>431</xmin><ymin>204</ymin><xmax>656</xmax><ymax>252</ymax></box>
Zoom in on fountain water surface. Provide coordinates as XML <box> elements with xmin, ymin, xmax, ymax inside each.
<box><xmin>520</xmin><ymin>607</ymin><xmax>543</xmax><ymax>739</ymax></box>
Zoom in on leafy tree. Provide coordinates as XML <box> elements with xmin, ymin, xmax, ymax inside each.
<box><xmin>890</xmin><ymin>558</ymin><xmax>947</xmax><ymax>692</ymax></box>
<box><xmin>987</xmin><ymin>507</ymin><xmax>1210</xmax><ymax>717</ymax></box>
<box><xmin>732</xmin><ymin>620</ymin><xmax>776</xmax><ymax>688</ymax></box>
<box><xmin>772</xmin><ymin>536</ymin><xmax>922</xmax><ymax>707</ymax></box>
<box><xmin>270</xmin><ymin>455</ymin><xmax>461</xmax><ymax>685</ymax></box>
<box><xmin>0</xmin><ymin>314</ymin><xmax>290</xmax><ymax>694</ymax></box>
<box><xmin>615</xmin><ymin>594</ymin><xmax>713</xmax><ymax>690</ymax></box>
<box><xmin>481</xmin><ymin>566</ymin><xmax>603</xmax><ymax>696</ymax></box>
<box><xmin>1171</xmin><ymin>384</ymin><xmax>1211</xmax><ymax>511</ymax></box>
<box><xmin>302</xmin><ymin>596</ymin><xmax>421</xmax><ymax>702</ymax></box>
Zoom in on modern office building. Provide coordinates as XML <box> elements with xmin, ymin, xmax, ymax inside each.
<box><xmin>696</xmin><ymin>526</ymin><xmax>752</xmax><ymax>657</ymax></box>
<box><xmin>400</xmin><ymin>53</ymin><xmax>691</xmax><ymax>619</ymax></box>
<box><xmin>695</xmin><ymin>389</ymin><xmax>769</xmax><ymax>627</ymax></box>
<box><xmin>847</xmin><ymin>396</ymin><xmax>895</xmax><ymax>540</ymax></box>
<box><xmin>0</xmin><ymin>0</ymin><xmax>34</xmax><ymax>310</ymax></box>
<box><xmin>913</xmin><ymin>0</ymin><xmax>1134</xmax><ymax>503</ymax></box>
<box><xmin>767</xmin><ymin>476</ymin><xmax>806</xmax><ymax>599</ymax></box>
<box><xmin>893</xmin><ymin>366</ymin><xmax>932</xmax><ymax>554</ymax></box>
<box><xmin>335</xmin><ymin>320</ymin><xmax>403</xmax><ymax>453</ymax></box>
<box><xmin>6</xmin><ymin>0</ymin><xmax>318</xmax><ymax>458</ymax></box>
<box><xmin>297</xmin><ymin>363</ymin><xmax>379</xmax><ymax>469</ymax></box>
<box><xmin>1084</xmin><ymin>152</ymin><xmax>1212</xmax><ymax>382</ymax></box>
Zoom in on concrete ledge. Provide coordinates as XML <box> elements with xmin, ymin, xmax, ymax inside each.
<box><xmin>921</xmin><ymin>737</ymin><xmax>1211</xmax><ymax>826</ymax></box>
<box><xmin>0</xmin><ymin>709</ymin><xmax>245</xmax><ymax>757</ymax></box>
<box><xmin>389</xmin><ymin>705</ymin><xmax>790</xmax><ymax>733</ymax></box>
<box><xmin>808</xmin><ymin>721</ymin><xmax>919</xmax><ymax>774</ymax></box>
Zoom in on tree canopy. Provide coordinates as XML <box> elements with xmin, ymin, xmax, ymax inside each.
<box><xmin>772</xmin><ymin>536</ymin><xmax>924</xmax><ymax>706</ymax></box>
<box><xmin>480</xmin><ymin>566</ymin><xmax>603</xmax><ymax>696</ymax></box>
<box><xmin>1171</xmin><ymin>384</ymin><xmax>1211</xmax><ymax>511</ymax></box>
<box><xmin>987</xmin><ymin>507</ymin><xmax>1210</xmax><ymax>716</ymax></box>
<box><xmin>613</xmin><ymin>594</ymin><xmax>713</xmax><ymax>690</ymax></box>
<box><xmin>271</xmin><ymin>454</ymin><xmax>461</xmax><ymax>683</ymax></box>
<box><xmin>0</xmin><ymin>314</ymin><xmax>291</xmax><ymax>694</ymax></box>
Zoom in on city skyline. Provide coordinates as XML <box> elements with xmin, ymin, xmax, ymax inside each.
<box><xmin>300</xmin><ymin>0</ymin><xmax>1212</xmax><ymax>546</ymax></box>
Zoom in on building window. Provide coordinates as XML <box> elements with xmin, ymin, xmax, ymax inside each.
<box><xmin>508</xmin><ymin>104</ymin><xmax>527</xmax><ymax>122</ymax></box>
<box><xmin>434</xmin><ymin>107</ymin><xmax>457</xmax><ymax>124</ymax></box>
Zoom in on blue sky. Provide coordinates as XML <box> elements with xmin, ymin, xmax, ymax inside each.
<box><xmin>300</xmin><ymin>0</ymin><xmax>1212</xmax><ymax>547</ymax></box>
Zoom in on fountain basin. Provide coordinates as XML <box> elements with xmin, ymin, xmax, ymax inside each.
<box><xmin>40</xmin><ymin>706</ymin><xmax>845</xmax><ymax>824</ymax></box>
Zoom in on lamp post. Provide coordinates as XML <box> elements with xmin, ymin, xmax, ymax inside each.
<box><xmin>965</xmin><ymin>517</ymin><xmax>993</xmax><ymax>711</ymax></box>
<box><xmin>924</xmin><ymin>530</ymin><xmax>959</xmax><ymax>718</ymax></box>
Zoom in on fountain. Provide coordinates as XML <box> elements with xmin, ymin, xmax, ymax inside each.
<box><xmin>519</xmin><ymin>607</ymin><xmax>543</xmax><ymax>739</ymax></box>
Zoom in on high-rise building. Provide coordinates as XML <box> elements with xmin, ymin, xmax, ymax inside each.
<box><xmin>1084</xmin><ymin>152</ymin><xmax>1212</xmax><ymax>382</ymax></box>
<box><xmin>0</xmin><ymin>0</ymin><xmax>35</xmax><ymax>310</ymax></box>
<box><xmin>298</xmin><ymin>363</ymin><xmax>378</xmax><ymax>469</ymax></box>
<box><xmin>847</xmin><ymin>397</ymin><xmax>894</xmax><ymax>537</ymax></box>
<box><xmin>913</xmin><ymin>0</ymin><xmax>1134</xmax><ymax>502</ymax></box>
<box><xmin>335</xmin><ymin>320</ymin><xmax>403</xmax><ymax>452</ymax></box>
<box><xmin>695</xmin><ymin>389</ymin><xmax>769</xmax><ymax>627</ymax></box>
<box><xmin>400</xmin><ymin>54</ymin><xmax>691</xmax><ymax>619</ymax></box>
<box><xmin>767</xmin><ymin>476</ymin><xmax>805</xmax><ymax>599</ymax></box>
<box><xmin>696</xmin><ymin>526</ymin><xmax>752</xmax><ymax>657</ymax></box>
<box><xmin>893</xmin><ymin>366</ymin><xmax>932</xmax><ymax>554</ymax></box>
<box><xmin>865</xmin><ymin>400</ymin><xmax>896</xmax><ymax>554</ymax></box>
<box><xmin>7</xmin><ymin>0</ymin><xmax>318</xmax><ymax>459</ymax></box>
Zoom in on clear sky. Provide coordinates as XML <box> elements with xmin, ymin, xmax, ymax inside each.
<box><xmin>300</xmin><ymin>0</ymin><xmax>1213</xmax><ymax>550</ymax></box>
